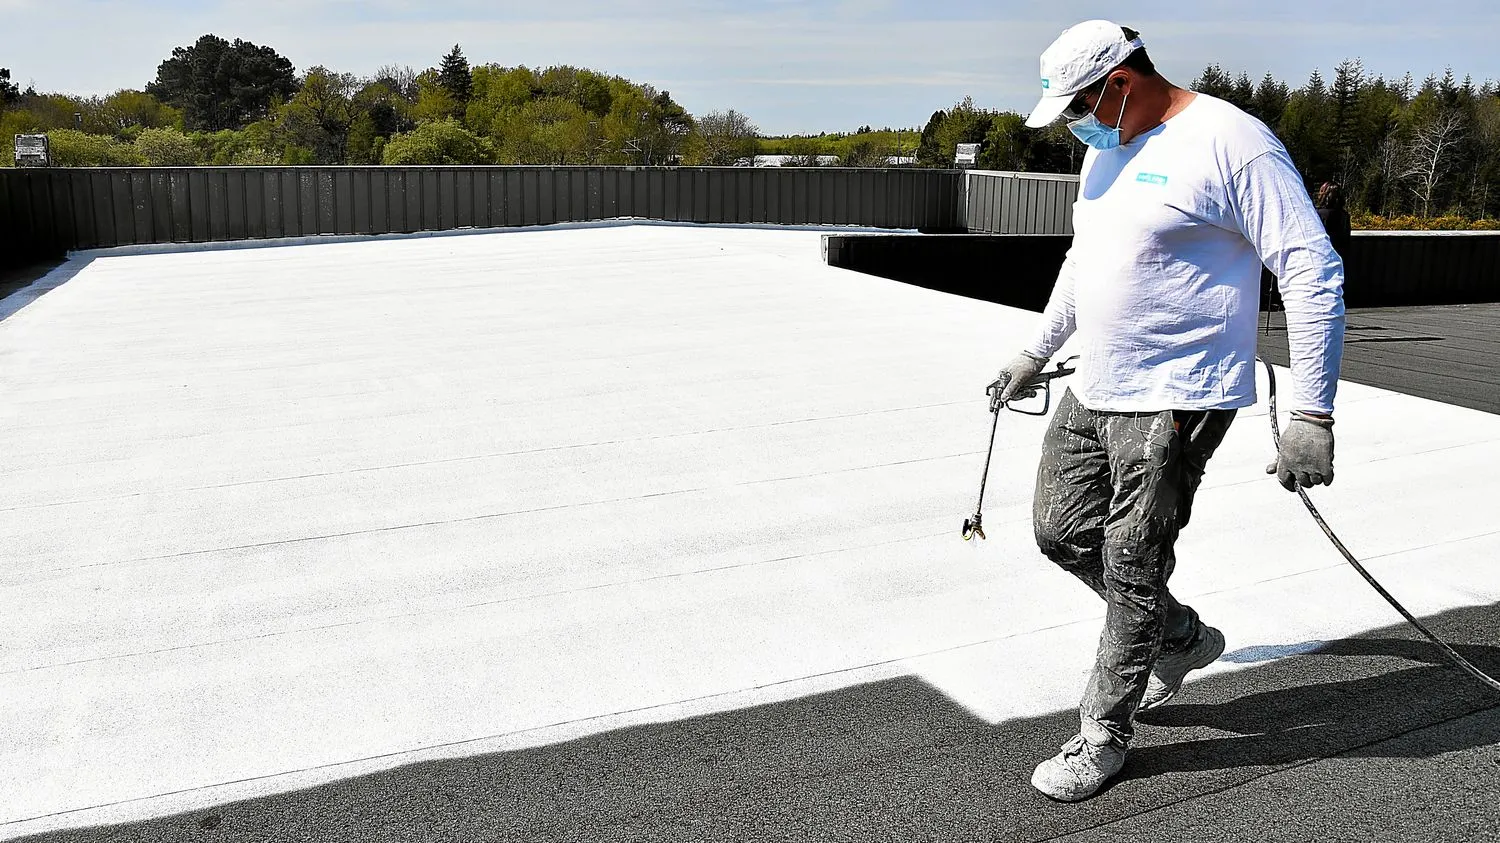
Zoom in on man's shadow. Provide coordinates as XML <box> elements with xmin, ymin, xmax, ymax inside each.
<box><xmin>1123</xmin><ymin>636</ymin><xmax>1500</xmax><ymax>780</ymax></box>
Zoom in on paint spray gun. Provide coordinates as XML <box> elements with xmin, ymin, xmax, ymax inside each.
<box><xmin>961</xmin><ymin>356</ymin><xmax>1078</xmax><ymax>541</ymax></box>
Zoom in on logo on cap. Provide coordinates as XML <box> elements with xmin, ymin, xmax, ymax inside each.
<box><xmin>1041</xmin><ymin>78</ymin><xmax>1051</xmax><ymax>89</ymax></box>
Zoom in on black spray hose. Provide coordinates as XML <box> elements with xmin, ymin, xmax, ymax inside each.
<box><xmin>1260</xmin><ymin>357</ymin><xmax>1500</xmax><ymax>695</ymax></box>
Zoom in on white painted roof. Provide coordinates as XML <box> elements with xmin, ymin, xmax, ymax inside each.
<box><xmin>3</xmin><ymin>224</ymin><xmax>1498</xmax><ymax>836</ymax></box>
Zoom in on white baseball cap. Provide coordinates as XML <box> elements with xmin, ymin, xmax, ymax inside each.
<box><xmin>1025</xmin><ymin>20</ymin><xmax>1144</xmax><ymax>128</ymax></box>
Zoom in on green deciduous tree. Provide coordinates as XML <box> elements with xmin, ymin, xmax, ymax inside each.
<box><xmin>779</xmin><ymin>137</ymin><xmax>826</xmax><ymax>167</ymax></box>
<box><xmin>273</xmin><ymin>66</ymin><xmax>358</xmax><ymax>164</ymax></box>
<box><xmin>382</xmin><ymin>118</ymin><xmax>492</xmax><ymax>164</ymax></box>
<box><xmin>344</xmin><ymin>77</ymin><xmax>415</xmax><ymax>164</ymax></box>
<box><xmin>45</xmin><ymin>129</ymin><xmax>144</xmax><ymax>166</ymax></box>
<box><xmin>2</xmin><ymin>108</ymin><xmax>43</xmax><ymax>164</ymax></box>
<box><xmin>465</xmin><ymin>64</ymin><xmax>538</xmax><ymax>136</ymax></box>
<box><xmin>916</xmin><ymin>97</ymin><xmax>991</xmax><ymax>167</ymax></box>
<box><xmin>197</xmin><ymin>120</ymin><xmax>277</xmax><ymax>164</ymax></box>
<box><xmin>494</xmin><ymin>97</ymin><xmax>593</xmax><ymax>164</ymax></box>
<box><xmin>838</xmin><ymin>139</ymin><xmax>890</xmax><ymax>168</ymax></box>
<box><xmin>537</xmin><ymin>66</ymin><xmax>615</xmax><ymax>115</ymax></box>
<box><xmin>979</xmin><ymin>112</ymin><xmax>1073</xmax><ymax>172</ymax></box>
<box><xmin>133</xmin><ymin>127</ymin><xmax>200</xmax><ymax>165</ymax></box>
<box><xmin>412</xmin><ymin>69</ymin><xmax>461</xmax><ymax>123</ymax></box>
<box><xmin>99</xmin><ymin>90</ymin><xmax>183</xmax><ymax>134</ymax></box>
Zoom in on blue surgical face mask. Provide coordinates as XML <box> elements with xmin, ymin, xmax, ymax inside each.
<box><xmin>1068</xmin><ymin>90</ymin><xmax>1129</xmax><ymax>151</ymax></box>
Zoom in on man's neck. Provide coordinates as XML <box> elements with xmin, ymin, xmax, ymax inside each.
<box><xmin>1124</xmin><ymin>80</ymin><xmax>1193</xmax><ymax>143</ymax></box>
<box><xmin>1160</xmin><ymin>84</ymin><xmax>1196</xmax><ymax>122</ymax></box>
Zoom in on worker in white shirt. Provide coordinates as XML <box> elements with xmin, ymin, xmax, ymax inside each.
<box><xmin>995</xmin><ymin>20</ymin><xmax>1346</xmax><ymax>801</ymax></box>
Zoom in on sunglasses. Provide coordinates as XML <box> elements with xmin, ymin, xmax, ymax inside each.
<box><xmin>1061</xmin><ymin>91</ymin><xmax>1097</xmax><ymax>122</ymax></box>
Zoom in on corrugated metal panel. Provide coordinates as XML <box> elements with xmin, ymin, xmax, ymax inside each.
<box><xmin>25</xmin><ymin>172</ymin><xmax>49</xmax><ymax>251</ymax></box>
<box><xmin>0</xmin><ymin>174</ymin><xmax>11</xmax><ymax>244</ymax></box>
<box><xmin>419</xmin><ymin>170</ymin><xmax>438</xmax><ymax>230</ymax></box>
<box><xmin>333</xmin><ymin>170</ymin><xmax>353</xmax><ymax>234</ymax></box>
<box><xmin>3</xmin><ymin>167</ymin><xmax>1498</xmax><ymax>307</ymax></box>
<box><xmin>262</xmin><ymin>170</ymin><xmax>283</xmax><ymax>238</ymax></box>
<box><xmin>964</xmin><ymin>171</ymin><xmax>1078</xmax><ymax>235</ymax></box>
<box><xmin>5</xmin><ymin>175</ymin><xmax>26</xmax><ymax>252</ymax></box>
<box><xmin>205</xmin><ymin>169</ymin><xmax>227</xmax><ymax>241</ymax></box>
<box><xmin>0</xmin><ymin>166</ymin><xmax>992</xmax><ymax>262</ymax></box>
<box><xmin>437</xmin><ymin>169</ymin><xmax>456</xmax><ymax>231</ymax></box>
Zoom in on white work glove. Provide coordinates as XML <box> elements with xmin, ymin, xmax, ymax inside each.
<box><xmin>990</xmin><ymin>351</ymin><xmax>1049</xmax><ymax>403</ymax></box>
<box><xmin>1266</xmin><ymin>413</ymin><xmax>1335</xmax><ymax>491</ymax></box>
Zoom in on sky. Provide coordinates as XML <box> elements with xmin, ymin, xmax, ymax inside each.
<box><xmin>3</xmin><ymin>0</ymin><xmax>1498</xmax><ymax>135</ymax></box>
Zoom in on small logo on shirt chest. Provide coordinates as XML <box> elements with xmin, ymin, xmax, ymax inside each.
<box><xmin>1136</xmin><ymin>172</ymin><xmax>1169</xmax><ymax>186</ymax></box>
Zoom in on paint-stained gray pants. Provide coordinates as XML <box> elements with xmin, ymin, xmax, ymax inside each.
<box><xmin>1034</xmin><ymin>389</ymin><xmax>1236</xmax><ymax>748</ymax></box>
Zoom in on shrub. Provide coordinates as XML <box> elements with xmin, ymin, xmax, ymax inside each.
<box><xmin>382</xmin><ymin>119</ymin><xmax>492</xmax><ymax>165</ymax></box>
<box><xmin>228</xmin><ymin>147</ymin><xmax>281</xmax><ymax>165</ymax></box>
<box><xmin>133</xmin><ymin>127</ymin><xmax>201</xmax><ymax>166</ymax></box>
<box><xmin>46</xmin><ymin>129</ymin><xmax>144</xmax><ymax>166</ymax></box>
<box><xmin>1351</xmin><ymin>212</ymin><xmax>1500</xmax><ymax>231</ymax></box>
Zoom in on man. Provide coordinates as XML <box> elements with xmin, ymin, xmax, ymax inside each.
<box><xmin>994</xmin><ymin>20</ymin><xmax>1345</xmax><ymax>801</ymax></box>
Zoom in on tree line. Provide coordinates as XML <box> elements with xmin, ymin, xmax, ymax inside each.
<box><xmin>909</xmin><ymin>62</ymin><xmax>1500</xmax><ymax>225</ymax></box>
<box><xmin>4</xmin><ymin>37</ymin><xmax>1498</xmax><ymax>223</ymax></box>
<box><xmin>0</xmin><ymin>35</ymin><xmax>755</xmax><ymax>168</ymax></box>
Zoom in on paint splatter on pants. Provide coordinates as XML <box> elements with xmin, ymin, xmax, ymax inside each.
<box><xmin>1033</xmin><ymin>389</ymin><xmax>1237</xmax><ymax>748</ymax></box>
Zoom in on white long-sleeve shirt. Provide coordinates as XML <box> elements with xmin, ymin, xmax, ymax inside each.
<box><xmin>1024</xmin><ymin>94</ymin><xmax>1345</xmax><ymax>414</ymax></box>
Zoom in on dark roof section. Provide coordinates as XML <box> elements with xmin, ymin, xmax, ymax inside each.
<box><xmin>1257</xmin><ymin>304</ymin><xmax>1500</xmax><ymax>416</ymax></box>
<box><xmin>16</xmin><ymin>600</ymin><xmax>1499</xmax><ymax>841</ymax></box>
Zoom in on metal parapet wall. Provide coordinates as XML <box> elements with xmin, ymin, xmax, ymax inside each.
<box><xmin>962</xmin><ymin>170</ymin><xmax>1079</xmax><ymax>235</ymax></box>
<box><xmin>825</xmin><ymin>230</ymin><xmax>1500</xmax><ymax>310</ymax></box>
<box><xmin>1342</xmin><ymin>232</ymin><xmax>1500</xmax><ymax>307</ymax></box>
<box><xmin>823</xmin><ymin>233</ymin><xmax>1072</xmax><ymax>312</ymax></box>
<box><xmin>5</xmin><ymin>165</ymin><xmax>1496</xmax><ymax>308</ymax></box>
<box><xmin>0</xmin><ymin>166</ymin><xmax>966</xmax><ymax>266</ymax></box>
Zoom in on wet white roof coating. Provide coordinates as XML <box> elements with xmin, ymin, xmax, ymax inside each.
<box><xmin>3</xmin><ymin>224</ymin><xmax>1498</xmax><ymax>836</ymax></box>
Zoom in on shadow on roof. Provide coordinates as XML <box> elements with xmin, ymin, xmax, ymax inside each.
<box><xmin>19</xmin><ymin>601</ymin><xmax>1499</xmax><ymax>842</ymax></box>
<box><xmin>0</xmin><ymin>258</ymin><xmax>92</xmax><ymax>324</ymax></box>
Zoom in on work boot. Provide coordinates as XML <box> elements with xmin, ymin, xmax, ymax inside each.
<box><xmin>1140</xmin><ymin>623</ymin><xmax>1225</xmax><ymax>710</ymax></box>
<box><xmin>1030</xmin><ymin>734</ymin><xmax>1127</xmax><ymax>802</ymax></box>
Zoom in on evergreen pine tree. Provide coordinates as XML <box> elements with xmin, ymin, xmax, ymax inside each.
<box><xmin>0</xmin><ymin>68</ymin><xmax>20</xmax><ymax>105</ymax></box>
<box><xmin>916</xmin><ymin>109</ymin><xmax>947</xmax><ymax>168</ymax></box>
<box><xmin>1330</xmin><ymin>59</ymin><xmax>1367</xmax><ymax>194</ymax></box>
<box><xmin>1306</xmin><ymin>69</ymin><xmax>1327</xmax><ymax>98</ymax></box>
<box><xmin>1331</xmin><ymin>59</ymin><xmax>1364</xmax><ymax>157</ymax></box>
<box><xmin>438</xmin><ymin>44</ymin><xmax>473</xmax><ymax>103</ymax></box>
<box><xmin>1252</xmin><ymin>73</ymin><xmax>1291</xmax><ymax>127</ymax></box>
<box><xmin>1191</xmin><ymin>64</ymin><xmax>1235</xmax><ymax>99</ymax></box>
<box><xmin>1398</xmin><ymin>72</ymin><xmax>1415</xmax><ymax>102</ymax></box>
<box><xmin>1230</xmin><ymin>72</ymin><xmax>1255</xmax><ymax>112</ymax></box>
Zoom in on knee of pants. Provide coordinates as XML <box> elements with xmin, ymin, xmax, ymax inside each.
<box><xmin>1101</xmin><ymin>559</ymin><xmax>1170</xmax><ymax>606</ymax></box>
<box><xmin>1035</xmin><ymin>518</ymin><xmax>1097</xmax><ymax>566</ymax></box>
<box><xmin>1103</xmin><ymin>508</ymin><xmax>1178</xmax><ymax>557</ymax></box>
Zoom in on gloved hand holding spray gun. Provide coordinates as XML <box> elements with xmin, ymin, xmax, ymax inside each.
<box><xmin>961</xmin><ymin>353</ymin><xmax>1078</xmax><ymax>540</ymax></box>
